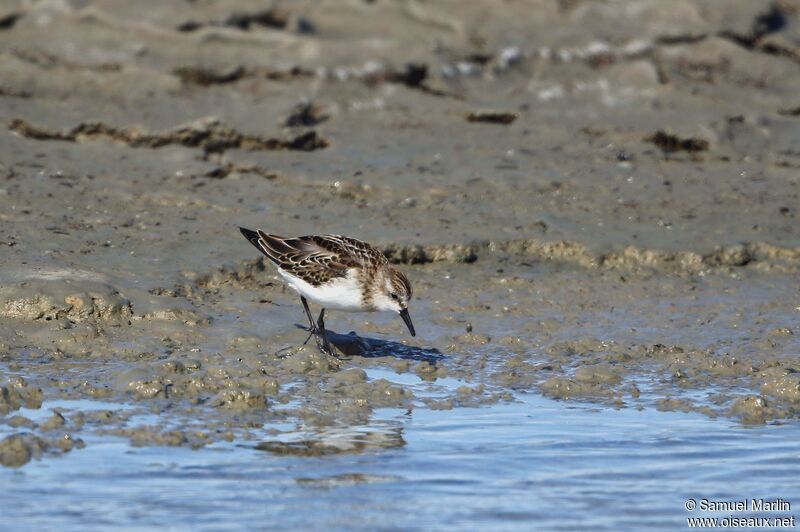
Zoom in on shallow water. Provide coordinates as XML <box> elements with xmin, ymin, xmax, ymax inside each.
<box><xmin>3</xmin><ymin>390</ymin><xmax>798</xmax><ymax>531</ymax></box>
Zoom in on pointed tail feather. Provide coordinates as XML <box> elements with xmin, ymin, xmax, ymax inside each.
<box><xmin>240</xmin><ymin>227</ymin><xmax>295</xmax><ymax>266</ymax></box>
<box><xmin>258</xmin><ymin>231</ymin><xmax>295</xmax><ymax>255</ymax></box>
<box><xmin>239</xmin><ymin>227</ymin><xmax>261</xmax><ymax>248</ymax></box>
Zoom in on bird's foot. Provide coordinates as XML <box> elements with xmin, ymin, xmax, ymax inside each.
<box><xmin>302</xmin><ymin>327</ymin><xmax>334</xmax><ymax>355</ymax></box>
<box><xmin>315</xmin><ymin>331</ymin><xmax>334</xmax><ymax>356</ymax></box>
<box><xmin>302</xmin><ymin>328</ymin><xmax>316</xmax><ymax>345</ymax></box>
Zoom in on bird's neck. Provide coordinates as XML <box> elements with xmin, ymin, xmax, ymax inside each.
<box><xmin>358</xmin><ymin>265</ymin><xmax>387</xmax><ymax>310</ymax></box>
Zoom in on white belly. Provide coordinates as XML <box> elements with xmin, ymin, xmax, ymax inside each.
<box><xmin>278</xmin><ymin>268</ymin><xmax>368</xmax><ymax>312</ymax></box>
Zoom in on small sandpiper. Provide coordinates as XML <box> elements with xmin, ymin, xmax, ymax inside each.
<box><xmin>239</xmin><ymin>228</ymin><xmax>415</xmax><ymax>355</ymax></box>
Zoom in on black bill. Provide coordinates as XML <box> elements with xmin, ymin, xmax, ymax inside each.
<box><xmin>399</xmin><ymin>308</ymin><xmax>416</xmax><ymax>336</ymax></box>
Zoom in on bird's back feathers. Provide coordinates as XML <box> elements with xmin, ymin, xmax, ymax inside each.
<box><xmin>239</xmin><ymin>227</ymin><xmax>387</xmax><ymax>287</ymax></box>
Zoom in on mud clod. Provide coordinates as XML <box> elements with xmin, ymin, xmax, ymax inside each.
<box><xmin>0</xmin><ymin>379</ymin><xmax>43</xmax><ymax>414</ymax></box>
<box><xmin>656</xmin><ymin>397</ymin><xmax>694</xmax><ymax>413</ymax></box>
<box><xmin>126</xmin><ymin>429</ymin><xmax>188</xmax><ymax>448</ymax></box>
<box><xmin>760</xmin><ymin>371</ymin><xmax>800</xmax><ymax>404</ymax></box>
<box><xmin>575</xmin><ymin>365</ymin><xmax>622</xmax><ymax>385</ymax></box>
<box><xmin>0</xmin><ymin>12</ymin><xmax>21</xmax><ymax>30</ymax></box>
<box><xmin>210</xmin><ymin>389</ymin><xmax>267</xmax><ymax>410</ymax></box>
<box><xmin>330</xmin><ymin>368</ymin><xmax>367</xmax><ymax>386</ymax></box>
<box><xmin>466</xmin><ymin>111</ymin><xmax>518</xmax><ymax>125</ymax></box>
<box><xmin>281</xmin><ymin>349</ymin><xmax>341</xmax><ymax>375</ymax></box>
<box><xmin>540</xmin><ymin>377</ymin><xmax>614</xmax><ymax>401</ymax></box>
<box><xmin>645</xmin><ymin>130</ymin><xmax>709</xmax><ymax>153</ymax></box>
<box><xmin>127</xmin><ymin>378</ymin><xmax>168</xmax><ymax>400</ymax></box>
<box><xmin>0</xmin><ymin>434</ymin><xmax>40</xmax><ymax>467</ymax></box>
<box><xmin>6</xmin><ymin>415</ymin><xmax>35</xmax><ymax>429</ymax></box>
<box><xmin>173</xmin><ymin>66</ymin><xmax>247</xmax><ymax>86</ymax></box>
<box><xmin>39</xmin><ymin>412</ymin><xmax>66</xmax><ymax>432</ymax></box>
<box><xmin>285</xmin><ymin>103</ymin><xmax>329</xmax><ymax>127</ymax></box>
<box><xmin>728</xmin><ymin>395</ymin><xmax>780</xmax><ymax>425</ymax></box>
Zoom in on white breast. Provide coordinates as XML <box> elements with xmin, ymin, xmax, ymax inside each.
<box><xmin>278</xmin><ymin>268</ymin><xmax>368</xmax><ymax>312</ymax></box>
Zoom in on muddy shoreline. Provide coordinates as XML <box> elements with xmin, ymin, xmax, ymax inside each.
<box><xmin>1</xmin><ymin>0</ymin><xmax>800</xmax><ymax>467</ymax></box>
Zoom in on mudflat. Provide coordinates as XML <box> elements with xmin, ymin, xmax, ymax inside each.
<box><xmin>0</xmin><ymin>0</ymin><xmax>799</xmax><ymax>490</ymax></box>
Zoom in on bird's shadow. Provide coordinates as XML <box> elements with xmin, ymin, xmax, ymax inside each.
<box><xmin>294</xmin><ymin>324</ymin><xmax>443</xmax><ymax>363</ymax></box>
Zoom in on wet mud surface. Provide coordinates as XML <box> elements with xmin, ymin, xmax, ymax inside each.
<box><xmin>0</xmin><ymin>0</ymin><xmax>799</xmax><ymax>488</ymax></box>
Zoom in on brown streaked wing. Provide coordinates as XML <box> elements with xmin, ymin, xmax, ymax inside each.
<box><xmin>256</xmin><ymin>231</ymin><xmax>354</xmax><ymax>287</ymax></box>
<box><xmin>315</xmin><ymin>234</ymin><xmax>388</xmax><ymax>268</ymax></box>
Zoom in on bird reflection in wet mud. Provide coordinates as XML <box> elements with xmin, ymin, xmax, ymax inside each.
<box><xmin>255</xmin><ymin>423</ymin><xmax>406</xmax><ymax>457</ymax></box>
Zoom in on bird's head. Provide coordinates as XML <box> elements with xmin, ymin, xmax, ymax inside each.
<box><xmin>373</xmin><ymin>266</ymin><xmax>415</xmax><ymax>336</ymax></box>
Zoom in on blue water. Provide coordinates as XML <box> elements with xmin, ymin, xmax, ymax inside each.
<box><xmin>2</xmin><ymin>392</ymin><xmax>798</xmax><ymax>531</ymax></box>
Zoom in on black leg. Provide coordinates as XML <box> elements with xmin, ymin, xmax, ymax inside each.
<box><xmin>315</xmin><ymin>308</ymin><xmax>333</xmax><ymax>355</ymax></box>
<box><xmin>300</xmin><ymin>296</ymin><xmax>315</xmax><ymax>330</ymax></box>
<box><xmin>300</xmin><ymin>297</ymin><xmax>332</xmax><ymax>354</ymax></box>
<box><xmin>300</xmin><ymin>296</ymin><xmax>317</xmax><ymax>345</ymax></box>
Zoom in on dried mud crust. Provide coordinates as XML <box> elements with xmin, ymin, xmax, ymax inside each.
<box><xmin>530</xmin><ymin>342</ymin><xmax>800</xmax><ymax>425</ymax></box>
<box><xmin>382</xmin><ymin>239</ymin><xmax>800</xmax><ymax>274</ymax></box>
<box><xmin>149</xmin><ymin>254</ymin><xmax>800</xmax><ymax>424</ymax></box>
<box><xmin>0</xmin><ymin>282</ymin><xmax>133</xmax><ymax>326</ymax></box>
<box><xmin>8</xmin><ymin>118</ymin><xmax>328</xmax><ymax>154</ymax></box>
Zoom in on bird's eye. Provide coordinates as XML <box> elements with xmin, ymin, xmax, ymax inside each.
<box><xmin>390</xmin><ymin>292</ymin><xmax>399</xmax><ymax>301</ymax></box>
